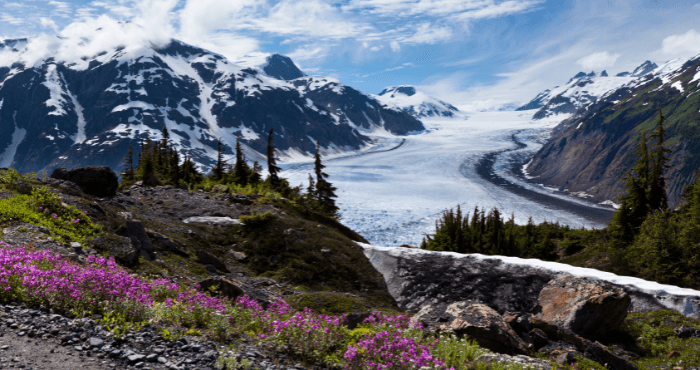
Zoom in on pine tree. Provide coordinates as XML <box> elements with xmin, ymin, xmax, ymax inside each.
<box><xmin>648</xmin><ymin>109</ymin><xmax>671</xmax><ymax>211</ymax></box>
<box><xmin>169</xmin><ymin>147</ymin><xmax>180</xmax><ymax>185</ymax></box>
<box><xmin>212</xmin><ymin>139</ymin><xmax>226</xmax><ymax>181</ymax></box>
<box><xmin>248</xmin><ymin>161</ymin><xmax>263</xmax><ymax>185</ymax></box>
<box><xmin>233</xmin><ymin>139</ymin><xmax>251</xmax><ymax>186</ymax></box>
<box><xmin>123</xmin><ymin>144</ymin><xmax>135</xmax><ymax>180</ymax></box>
<box><xmin>313</xmin><ymin>141</ymin><xmax>339</xmax><ymax>218</ymax></box>
<box><xmin>266</xmin><ymin>128</ymin><xmax>282</xmax><ymax>187</ymax></box>
<box><xmin>306</xmin><ymin>173</ymin><xmax>316</xmax><ymax>199</ymax></box>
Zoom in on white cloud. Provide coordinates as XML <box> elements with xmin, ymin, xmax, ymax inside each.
<box><xmin>0</xmin><ymin>14</ymin><xmax>25</xmax><ymax>25</ymax></box>
<box><xmin>401</xmin><ymin>23</ymin><xmax>452</xmax><ymax>44</ymax></box>
<box><xmin>39</xmin><ymin>17</ymin><xmax>59</xmax><ymax>32</ymax></box>
<box><xmin>390</xmin><ymin>41</ymin><xmax>401</xmax><ymax>52</ymax></box>
<box><xmin>576</xmin><ymin>51</ymin><xmax>621</xmax><ymax>71</ymax></box>
<box><xmin>660</xmin><ymin>29</ymin><xmax>700</xmax><ymax>58</ymax></box>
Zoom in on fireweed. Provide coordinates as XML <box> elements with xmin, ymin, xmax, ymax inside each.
<box><xmin>0</xmin><ymin>244</ymin><xmax>499</xmax><ymax>369</ymax></box>
<box><xmin>343</xmin><ymin>311</ymin><xmax>448</xmax><ymax>370</ymax></box>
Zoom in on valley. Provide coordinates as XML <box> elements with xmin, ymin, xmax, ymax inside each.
<box><xmin>281</xmin><ymin>110</ymin><xmax>611</xmax><ymax>247</ymax></box>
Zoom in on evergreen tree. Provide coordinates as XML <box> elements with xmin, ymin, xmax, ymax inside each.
<box><xmin>313</xmin><ymin>141</ymin><xmax>339</xmax><ymax>218</ymax></box>
<box><xmin>306</xmin><ymin>173</ymin><xmax>316</xmax><ymax>200</ymax></box>
<box><xmin>169</xmin><ymin>148</ymin><xmax>180</xmax><ymax>185</ymax></box>
<box><xmin>248</xmin><ymin>161</ymin><xmax>263</xmax><ymax>185</ymax></box>
<box><xmin>266</xmin><ymin>128</ymin><xmax>282</xmax><ymax>187</ymax></box>
<box><xmin>122</xmin><ymin>144</ymin><xmax>135</xmax><ymax>181</ymax></box>
<box><xmin>648</xmin><ymin>109</ymin><xmax>671</xmax><ymax>211</ymax></box>
<box><xmin>212</xmin><ymin>139</ymin><xmax>226</xmax><ymax>181</ymax></box>
<box><xmin>233</xmin><ymin>139</ymin><xmax>251</xmax><ymax>186</ymax></box>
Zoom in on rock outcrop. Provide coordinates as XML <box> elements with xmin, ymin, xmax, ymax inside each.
<box><xmin>413</xmin><ymin>302</ymin><xmax>530</xmax><ymax>355</ymax></box>
<box><xmin>50</xmin><ymin>166</ymin><xmax>119</xmax><ymax>197</ymax></box>
<box><xmin>359</xmin><ymin>244</ymin><xmax>700</xmax><ymax>318</ymax></box>
<box><xmin>534</xmin><ymin>276</ymin><xmax>630</xmax><ymax>338</ymax></box>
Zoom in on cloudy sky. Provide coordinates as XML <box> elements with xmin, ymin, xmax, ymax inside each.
<box><xmin>1</xmin><ymin>0</ymin><xmax>700</xmax><ymax>111</ymax></box>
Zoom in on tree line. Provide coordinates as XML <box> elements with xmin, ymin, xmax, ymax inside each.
<box><xmin>120</xmin><ymin>127</ymin><xmax>339</xmax><ymax>219</ymax></box>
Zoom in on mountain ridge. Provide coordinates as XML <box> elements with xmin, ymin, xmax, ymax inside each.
<box><xmin>0</xmin><ymin>35</ymin><xmax>424</xmax><ymax>175</ymax></box>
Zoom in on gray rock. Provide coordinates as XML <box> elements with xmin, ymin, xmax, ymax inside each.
<box><xmin>124</xmin><ymin>220</ymin><xmax>154</xmax><ymax>260</ymax></box>
<box><xmin>183</xmin><ymin>216</ymin><xmax>241</xmax><ymax>226</ymax></box>
<box><xmin>146</xmin><ymin>229</ymin><xmax>187</xmax><ymax>255</ymax></box>
<box><xmin>477</xmin><ymin>353</ymin><xmax>551</xmax><ymax>369</ymax></box>
<box><xmin>88</xmin><ymin>337</ymin><xmax>104</xmax><ymax>348</ymax></box>
<box><xmin>44</xmin><ymin>178</ymin><xmax>84</xmax><ymax>194</ymax></box>
<box><xmin>359</xmin><ymin>244</ymin><xmax>700</xmax><ymax>318</ymax></box>
<box><xmin>196</xmin><ymin>250</ymin><xmax>230</xmax><ymax>272</ymax></box>
<box><xmin>128</xmin><ymin>354</ymin><xmax>146</xmax><ymax>364</ymax></box>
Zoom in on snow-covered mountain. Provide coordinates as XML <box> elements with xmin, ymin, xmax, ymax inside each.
<box><xmin>375</xmin><ymin>85</ymin><xmax>459</xmax><ymax>118</ymax></box>
<box><xmin>517</xmin><ymin>61</ymin><xmax>658</xmax><ymax>119</ymax></box>
<box><xmin>527</xmin><ymin>55</ymin><xmax>700</xmax><ymax>207</ymax></box>
<box><xmin>0</xmin><ymin>33</ymin><xmax>424</xmax><ymax>175</ymax></box>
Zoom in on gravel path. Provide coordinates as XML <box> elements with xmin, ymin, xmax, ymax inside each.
<box><xmin>0</xmin><ymin>303</ymin><xmax>317</xmax><ymax>370</ymax></box>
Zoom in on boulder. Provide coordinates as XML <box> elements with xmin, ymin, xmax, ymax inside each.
<box><xmin>120</xmin><ymin>220</ymin><xmax>154</xmax><ymax>260</ymax></box>
<box><xmin>196</xmin><ymin>250</ymin><xmax>230</xmax><ymax>273</ymax></box>
<box><xmin>529</xmin><ymin>318</ymin><xmax>637</xmax><ymax>370</ymax></box>
<box><xmin>50</xmin><ymin>166</ymin><xmax>119</xmax><ymax>197</ymax></box>
<box><xmin>146</xmin><ymin>229</ymin><xmax>187</xmax><ymax>256</ymax></box>
<box><xmin>183</xmin><ymin>217</ymin><xmax>242</xmax><ymax>226</ymax></box>
<box><xmin>87</xmin><ymin>235</ymin><xmax>138</xmax><ymax>266</ymax></box>
<box><xmin>45</xmin><ymin>178</ymin><xmax>84</xmax><ymax>194</ymax></box>
<box><xmin>359</xmin><ymin>244</ymin><xmax>700</xmax><ymax>319</ymax></box>
<box><xmin>413</xmin><ymin>301</ymin><xmax>530</xmax><ymax>356</ymax></box>
<box><xmin>534</xmin><ymin>276</ymin><xmax>630</xmax><ymax>338</ymax></box>
<box><xmin>197</xmin><ymin>277</ymin><xmax>244</xmax><ymax>299</ymax></box>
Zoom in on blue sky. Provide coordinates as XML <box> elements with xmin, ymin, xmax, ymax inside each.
<box><xmin>1</xmin><ymin>0</ymin><xmax>700</xmax><ymax>110</ymax></box>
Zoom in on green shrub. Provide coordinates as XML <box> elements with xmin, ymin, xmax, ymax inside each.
<box><xmin>240</xmin><ymin>211</ymin><xmax>275</xmax><ymax>228</ymax></box>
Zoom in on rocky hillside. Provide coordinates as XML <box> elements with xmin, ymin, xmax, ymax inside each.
<box><xmin>0</xmin><ymin>34</ymin><xmax>424</xmax><ymax>175</ymax></box>
<box><xmin>526</xmin><ymin>56</ymin><xmax>700</xmax><ymax>207</ymax></box>
<box><xmin>516</xmin><ymin>61</ymin><xmax>657</xmax><ymax>119</ymax></box>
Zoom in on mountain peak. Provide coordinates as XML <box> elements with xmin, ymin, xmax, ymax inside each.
<box><xmin>262</xmin><ymin>54</ymin><xmax>305</xmax><ymax>80</ymax></box>
<box><xmin>379</xmin><ymin>85</ymin><xmax>417</xmax><ymax>97</ymax></box>
<box><xmin>630</xmin><ymin>60</ymin><xmax>658</xmax><ymax>77</ymax></box>
<box><xmin>375</xmin><ymin>85</ymin><xmax>459</xmax><ymax>118</ymax></box>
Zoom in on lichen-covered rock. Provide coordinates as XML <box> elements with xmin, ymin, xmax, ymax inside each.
<box><xmin>413</xmin><ymin>301</ymin><xmax>530</xmax><ymax>355</ymax></box>
<box><xmin>120</xmin><ymin>220</ymin><xmax>154</xmax><ymax>260</ymax></box>
<box><xmin>50</xmin><ymin>166</ymin><xmax>118</xmax><ymax>197</ymax></box>
<box><xmin>534</xmin><ymin>276</ymin><xmax>630</xmax><ymax>338</ymax></box>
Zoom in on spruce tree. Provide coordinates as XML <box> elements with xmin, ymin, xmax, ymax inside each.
<box><xmin>313</xmin><ymin>141</ymin><xmax>339</xmax><ymax>218</ymax></box>
<box><xmin>123</xmin><ymin>144</ymin><xmax>135</xmax><ymax>180</ymax></box>
<box><xmin>233</xmin><ymin>139</ymin><xmax>251</xmax><ymax>186</ymax></box>
<box><xmin>212</xmin><ymin>139</ymin><xmax>226</xmax><ymax>181</ymax></box>
<box><xmin>248</xmin><ymin>161</ymin><xmax>263</xmax><ymax>185</ymax></box>
<box><xmin>648</xmin><ymin>109</ymin><xmax>671</xmax><ymax>211</ymax></box>
<box><xmin>266</xmin><ymin>128</ymin><xmax>282</xmax><ymax>187</ymax></box>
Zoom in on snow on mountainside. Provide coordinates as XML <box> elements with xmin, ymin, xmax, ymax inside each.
<box><xmin>517</xmin><ymin>61</ymin><xmax>659</xmax><ymax>119</ymax></box>
<box><xmin>527</xmin><ymin>54</ymin><xmax>700</xmax><ymax>208</ymax></box>
<box><xmin>375</xmin><ymin>85</ymin><xmax>460</xmax><ymax>118</ymax></box>
<box><xmin>0</xmin><ymin>30</ymin><xmax>423</xmax><ymax>175</ymax></box>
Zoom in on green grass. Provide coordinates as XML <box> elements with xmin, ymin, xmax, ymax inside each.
<box><xmin>622</xmin><ymin>310</ymin><xmax>700</xmax><ymax>367</ymax></box>
<box><xmin>0</xmin><ymin>187</ymin><xmax>101</xmax><ymax>243</ymax></box>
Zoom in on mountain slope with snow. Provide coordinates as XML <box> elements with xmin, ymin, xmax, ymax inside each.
<box><xmin>375</xmin><ymin>85</ymin><xmax>460</xmax><ymax>118</ymax></box>
<box><xmin>517</xmin><ymin>61</ymin><xmax>658</xmax><ymax>119</ymax></box>
<box><xmin>527</xmin><ymin>55</ymin><xmax>700</xmax><ymax>207</ymax></box>
<box><xmin>0</xmin><ymin>30</ymin><xmax>423</xmax><ymax>175</ymax></box>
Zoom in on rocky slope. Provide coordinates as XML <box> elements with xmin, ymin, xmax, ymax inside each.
<box><xmin>516</xmin><ymin>61</ymin><xmax>657</xmax><ymax>119</ymax></box>
<box><xmin>0</xmin><ymin>33</ymin><xmax>423</xmax><ymax>175</ymax></box>
<box><xmin>526</xmin><ymin>56</ymin><xmax>700</xmax><ymax>207</ymax></box>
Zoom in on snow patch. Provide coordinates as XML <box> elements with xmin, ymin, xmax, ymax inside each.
<box><xmin>0</xmin><ymin>113</ymin><xmax>26</xmax><ymax>167</ymax></box>
<box><xmin>43</xmin><ymin>64</ymin><xmax>68</xmax><ymax>116</ymax></box>
<box><xmin>111</xmin><ymin>101</ymin><xmax>157</xmax><ymax>113</ymax></box>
